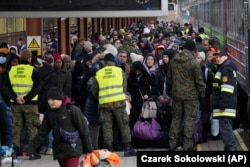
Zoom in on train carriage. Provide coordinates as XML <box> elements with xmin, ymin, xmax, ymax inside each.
<box><xmin>189</xmin><ymin>0</ymin><xmax>250</xmax><ymax>129</ymax></box>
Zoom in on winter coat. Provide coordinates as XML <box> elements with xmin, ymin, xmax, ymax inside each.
<box><xmin>127</xmin><ymin>61</ymin><xmax>158</xmax><ymax>127</ymax></box>
<box><xmin>0</xmin><ymin>94</ymin><xmax>13</xmax><ymax>147</ymax></box>
<box><xmin>71</xmin><ymin>61</ymin><xmax>85</xmax><ymax>109</ymax></box>
<box><xmin>156</xmin><ymin>63</ymin><xmax>171</xmax><ymax>97</ymax></box>
<box><xmin>83</xmin><ymin>62</ymin><xmax>102</xmax><ymax>124</ymax></box>
<box><xmin>211</xmin><ymin>59</ymin><xmax>237</xmax><ymax>118</ymax></box>
<box><xmin>37</xmin><ymin>65</ymin><xmax>59</xmax><ymax>113</ymax></box>
<box><xmin>25</xmin><ymin>97</ymin><xmax>93</xmax><ymax>160</ymax></box>
<box><xmin>168</xmin><ymin>49</ymin><xmax>205</xmax><ymax>101</ymax></box>
<box><xmin>138</xmin><ymin>38</ymin><xmax>154</xmax><ymax>58</ymax></box>
<box><xmin>56</xmin><ymin>65</ymin><xmax>72</xmax><ymax>98</ymax></box>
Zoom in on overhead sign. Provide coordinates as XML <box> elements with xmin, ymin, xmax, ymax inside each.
<box><xmin>0</xmin><ymin>0</ymin><xmax>161</xmax><ymax>11</ymax></box>
<box><xmin>27</xmin><ymin>36</ymin><xmax>41</xmax><ymax>50</ymax></box>
<box><xmin>0</xmin><ymin>0</ymin><xmax>168</xmax><ymax>17</ymax></box>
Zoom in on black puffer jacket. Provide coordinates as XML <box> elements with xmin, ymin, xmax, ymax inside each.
<box><xmin>25</xmin><ymin>97</ymin><xmax>93</xmax><ymax>160</ymax></box>
<box><xmin>37</xmin><ymin>65</ymin><xmax>59</xmax><ymax>113</ymax></box>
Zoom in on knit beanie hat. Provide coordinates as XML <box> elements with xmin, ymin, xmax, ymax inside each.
<box><xmin>103</xmin><ymin>44</ymin><xmax>118</xmax><ymax>56</ymax></box>
<box><xmin>130</xmin><ymin>52</ymin><xmax>144</xmax><ymax>63</ymax></box>
<box><xmin>84</xmin><ymin>41</ymin><xmax>93</xmax><ymax>49</ymax></box>
<box><xmin>53</xmin><ymin>53</ymin><xmax>62</xmax><ymax>62</ymax></box>
<box><xmin>104</xmin><ymin>53</ymin><xmax>115</xmax><ymax>62</ymax></box>
<box><xmin>198</xmin><ymin>51</ymin><xmax>206</xmax><ymax>61</ymax></box>
<box><xmin>47</xmin><ymin>87</ymin><xmax>64</xmax><ymax>100</ymax></box>
<box><xmin>101</xmin><ymin>39</ymin><xmax>110</xmax><ymax>45</ymax></box>
<box><xmin>184</xmin><ymin>40</ymin><xmax>196</xmax><ymax>51</ymax></box>
<box><xmin>42</xmin><ymin>53</ymin><xmax>54</xmax><ymax>66</ymax></box>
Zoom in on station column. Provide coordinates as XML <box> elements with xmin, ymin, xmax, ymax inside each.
<box><xmin>57</xmin><ymin>18</ymin><xmax>70</xmax><ymax>55</ymax></box>
<box><xmin>26</xmin><ymin>18</ymin><xmax>42</xmax><ymax>56</ymax></box>
<box><xmin>78</xmin><ymin>18</ymin><xmax>88</xmax><ymax>39</ymax></box>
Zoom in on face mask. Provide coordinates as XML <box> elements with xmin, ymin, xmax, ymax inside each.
<box><xmin>0</xmin><ymin>57</ymin><xmax>6</xmax><ymax>64</ymax></box>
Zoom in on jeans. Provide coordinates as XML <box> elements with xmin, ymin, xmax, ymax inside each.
<box><xmin>42</xmin><ymin>130</ymin><xmax>53</xmax><ymax>148</ymax></box>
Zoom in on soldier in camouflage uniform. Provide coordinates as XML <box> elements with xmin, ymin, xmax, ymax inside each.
<box><xmin>167</xmin><ymin>40</ymin><xmax>205</xmax><ymax>151</ymax></box>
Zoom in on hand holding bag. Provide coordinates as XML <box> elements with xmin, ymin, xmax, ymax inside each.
<box><xmin>131</xmin><ymin>117</ymin><xmax>161</xmax><ymax>141</ymax></box>
<box><xmin>141</xmin><ymin>98</ymin><xmax>157</xmax><ymax>119</ymax></box>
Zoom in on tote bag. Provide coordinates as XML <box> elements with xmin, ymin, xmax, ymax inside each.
<box><xmin>140</xmin><ymin>98</ymin><xmax>157</xmax><ymax>119</ymax></box>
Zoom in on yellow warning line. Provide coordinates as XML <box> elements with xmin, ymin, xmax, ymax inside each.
<box><xmin>197</xmin><ymin>144</ymin><xmax>202</xmax><ymax>151</ymax></box>
<box><xmin>233</xmin><ymin>129</ymin><xmax>249</xmax><ymax>151</ymax></box>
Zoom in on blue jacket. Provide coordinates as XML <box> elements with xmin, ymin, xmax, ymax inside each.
<box><xmin>0</xmin><ymin>94</ymin><xmax>13</xmax><ymax>147</ymax></box>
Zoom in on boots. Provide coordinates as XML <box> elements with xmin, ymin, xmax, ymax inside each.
<box><xmin>13</xmin><ymin>147</ymin><xmax>19</xmax><ymax>157</ymax></box>
<box><xmin>113</xmin><ymin>142</ymin><xmax>123</xmax><ymax>151</ymax></box>
<box><xmin>224</xmin><ymin>146</ymin><xmax>237</xmax><ymax>151</ymax></box>
<box><xmin>124</xmin><ymin>143</ymin><xmax>136</xmax><ymax>157</ymax></box>
<box><xmin>102</xmin><ymin>144</ymin><xmax>113</xmax><ymax>151</ymax></box>
<box><xmin>29</xmin><ymin>153</ymin><xmax>41</xmax><ymax>160</ymax></box>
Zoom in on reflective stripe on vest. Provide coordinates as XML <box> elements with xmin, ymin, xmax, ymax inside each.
<box><xmin>9</xmin><ymin>64</ymin><xmax>38</xmax><ymax>101</ymax></box>
<box><xmin>212</xmin><ymin>109</ymin><xmax>236</xmax><ymax>118</ymax></box>
<box><xmin>221</xmin><ymin>84</ymin><xmax>234</xmax><ymax>94</ymax></box>
<box><xmin>214</xmin><ymin>72</ymin><xmax>221</xmax><ymax>80</ymax></box>
<box><xmin>95</xmin><ymin>66</ymin><xmax>125</xmax><ymax>104</ymax></box>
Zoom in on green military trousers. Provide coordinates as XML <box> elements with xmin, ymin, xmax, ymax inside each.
<box><xmin>12</xmin><ymin>104</ymin><xmax>40</xmax><ymax>147</ymax></box>
<box><xmin>100</xmin><ymin>105</ymin><xmax>131</xmax><ymax>146</ymax></box>
<box><xmin>169</xmin><ymin>100</ymin><xmax>198</xmax><ymax>150</ymax></box>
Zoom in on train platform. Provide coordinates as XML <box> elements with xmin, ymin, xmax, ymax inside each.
<box><xmin>1</xmin><ymin>129</ymin><xmax>248</xmax><ymax>167</ymax></box>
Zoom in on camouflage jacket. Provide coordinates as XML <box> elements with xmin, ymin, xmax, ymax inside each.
<box><xmin>167</xmin><ymin>49</ymin><xmax>205</xmax><ymax>101</ymax></box>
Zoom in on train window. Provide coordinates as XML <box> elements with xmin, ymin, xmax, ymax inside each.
<box><xmin>169</xmin><ymin>0</ymin><xmax>177</xmax><ymax>4</ymax></box>
<box><xmin>0</xmin><ymin>18</ymin><xmax>7</xmax><ymax>34</ymax></box>
<box><xmin>168</xmin><ymin>4</ymin><xmax>175</xmax><ymax>11</ymax></box>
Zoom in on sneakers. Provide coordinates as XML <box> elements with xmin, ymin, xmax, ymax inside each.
<box><xmin>29</xmin><ymin>153</ymin><xmax>41</xmax><ymax>160</ymax></box>
<box><xmin>45</xmin><ymin>148</ymin><xmax>53</xmax><ymax>155</ymax></box>
<box><xmin>175</xmin><ymin>146</ymin><xmax>184</xmax><ymax>151</ymax></box>
<box><xmin>39</xmin><ymin>147</ymin><xmax>47</xmax><ymax>155</ymax></box>
<box><xmin>39</xmin><ymin>147</ymin><xmax>53</xmax><ymax>155</ymax></box>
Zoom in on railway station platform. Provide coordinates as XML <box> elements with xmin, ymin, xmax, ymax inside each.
<box><xmin>2</xmin><ymin>129</ymin><xmax>248</xmax><ymax>167</ymax></box>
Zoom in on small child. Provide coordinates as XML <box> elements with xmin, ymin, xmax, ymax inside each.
<box><xmin>24</xmin><ymin>87</ymin><xmax>93</xmax><ymax>167</ymax></box>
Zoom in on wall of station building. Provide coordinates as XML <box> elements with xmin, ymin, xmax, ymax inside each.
<box><xmin>0</xmin><ymin>17</ymin><xmax>157</xmax><ymax>55</ymax></box>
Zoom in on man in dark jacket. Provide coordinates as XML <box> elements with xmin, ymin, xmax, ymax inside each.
<box><xmin>168</xmin><ymin>40</ymin><xmax>206</xmax><ymax>151</ymax></box>
<box><xmin>212</xmin><ymin>49</ymin><xmax>237</xmax><ymax>151</ymax></box>
<box><xmin>37</xmin><ymin>52</ymin><xmax>59</xmax><ymax>155</ymax></box>
<box><xmin>38</xmin><ymin>52</ymin><xmax>59</xmax><ymax>113</ymax></box>
<box><xmin>2</xmin><ymin>49</ymin><xmax>41</xmax><ymax>156</ymax></box>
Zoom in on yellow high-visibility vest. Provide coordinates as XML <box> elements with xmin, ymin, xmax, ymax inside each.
<box><xmin>199</xmin><ymin>33</ymin><xmax>209</xmax><ymax>39</ymax></box>
<box><xmin>9</xmin><ymin>64</ymin><xmax>38</xmax><ymax>101</ymax></box>
<box><xmin>95</xmin><ymin>66</ymin><xmax>125</xmax><ymax>104</ymax></box>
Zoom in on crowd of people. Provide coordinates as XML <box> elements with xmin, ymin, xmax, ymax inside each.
<box><xmin>0</xmin><ymin>20</ymin><xmax>238</xmax><ymax>166</ymax></box>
